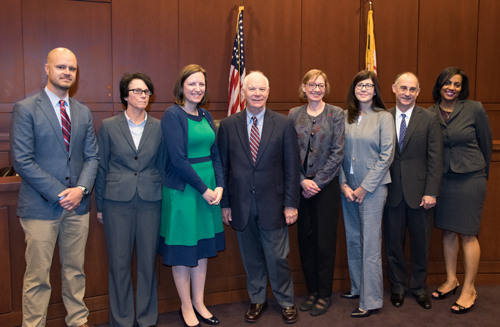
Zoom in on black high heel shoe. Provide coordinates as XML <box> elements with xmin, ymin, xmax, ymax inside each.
<box><xmin>431</xmin><ymin>284</ymin><xmax>459</xmax><ymax>300</ymax></box>
<box><xmin>179</xmin><ymin>309</ymin><xmax>201</xmax><ymax>327</ymax></box>
<box><xmin>351</xmin><ymin>308</ymin><xmax>378</xmax><ymax>318</ymax></box>
<box><xmin>451</xmin><ymin>294</ymin><xmax>478</xmax><ymax>314</ymax></box>
<box><xmin>193</xmin><ymin>306</ymin><xmax>220</xmax><ymax>325</ymax></box>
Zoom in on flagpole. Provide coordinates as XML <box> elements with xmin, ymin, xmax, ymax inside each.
<box><xmin>239</xmin><ymin>1</ymin><xmax>244</xmax><ymax>110</ymax></box>
<box><xmin>237</xmin><ymin>6</ymin><xmax>244</xmax><ymax>111</ymax></box>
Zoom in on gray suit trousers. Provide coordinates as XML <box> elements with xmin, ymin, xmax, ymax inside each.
<box><xmin>103</xmin><ymin>192</ymin><xmax>161</xmax><ymax>327</ymax></box>
<box><xmin>342</xmin><ymin>180</ymin><xmax>387</xmax><ymax>311</ymax></box>
<box><xmin>236</xmin><ymin>196</ymin><xmax>295</xmax><ymax>307</ymax></box>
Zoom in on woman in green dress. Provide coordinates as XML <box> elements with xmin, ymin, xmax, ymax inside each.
<box><xmin>159</xmin><ymin>65</ymin><xmax>225</xmax><ymax>327</ymax></box>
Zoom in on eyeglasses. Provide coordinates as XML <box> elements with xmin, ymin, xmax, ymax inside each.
<box><xmin>355</xmin><ymin>83</ymin><xmax>374</xmax><ymax>90</ymax></box>
<box><xmin>398</xmin><ymin>85</ymin><xmax>418</xmax><ymax>94</ymax></box>
<box><xmin>307</xmin><ymin>83</ymin><xmax>326</xmax><ymax>90</ymax></box>
<box><xmin>129</xmin><ymin>89</ymin><xmax>152</xmax><ymax>96</ymax></box>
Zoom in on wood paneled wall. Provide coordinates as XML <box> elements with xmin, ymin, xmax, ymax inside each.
<box><xmin>1</xmin><ymin>1</ymin><xmax>500</xmax><ymax>326</ymax></box>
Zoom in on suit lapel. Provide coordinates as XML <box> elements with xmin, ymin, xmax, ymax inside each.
<box><xmin>235</xmin><ymin>110</ymin><xmax>253</xmax><ymax>164</ymax></box>
<box><xmin>255</xmin><ymin>108</ymin><xmax>275</xmax><ymax>167</ymax></box>
<box><xmin>402</xmin><ymin>106</ymin><xmax>422</xmax><ymax>151</ymax></box>
<box><xmin>389</xmin><ymin>107</ymin><xmax>402</xmax><ymax>154</ymax></box>
<box><xmin>137</xmin><ymin>115</ymin><xmax>153</xmax><ymax>152</ymax></box>
<box><xmin>432</xmin><ymin>104</ymin><xmax>447</xmax><ymax>127</ymax></box>
<box><xmin>38</xmin><ymin>92</ymin><xmax>67</xmax><ymax>155</ymax></box>
<box><xmin>118</xmin><ymin>113</ymin><xmax>138</xmax><ymax>153</ymax></box>
<box><xmin>450</xmin><ymin>100</ymin><xmax>465</xmax><ymax>121</ymax></box>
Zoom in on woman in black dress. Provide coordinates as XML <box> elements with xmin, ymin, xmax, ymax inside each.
<box><xmin>428</xmin><ymin>67</ymin><xmax>492</xmax><ymax>314</ymax></box>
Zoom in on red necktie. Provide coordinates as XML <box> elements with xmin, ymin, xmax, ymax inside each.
<box><xmin>250</xmin><ymin>117</ymin><xmax>260</xmax><ymax>164</ymax></box>
<box><xmin>60</xmin><ymin>100</ymin><xmax>71</xmax><ymax>152</ymax></box>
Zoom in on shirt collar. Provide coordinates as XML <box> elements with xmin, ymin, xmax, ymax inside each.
<box><xmin>246</xmin><ymin>107</ymin><xmax>266</xmax><ymax>125</ymax></box>
<box><xmin>396</xmin><ymin>105</ymin><xmax>415</xmax><ymax>119</ymax></box>
<box><xmin>45</xmin><ymin>86</ymin><xmax>70</xmax><ymax>108</ymax></box>
<box><xmin>124</xmin><ymin>110</ymin><xmax>147</xmax><ymax>126</ymax></box>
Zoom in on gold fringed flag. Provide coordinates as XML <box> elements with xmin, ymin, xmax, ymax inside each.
<box><xmin>366</xmin><ymin>6</ymin><xmax>377</xmax><ymax>75</ymax></box>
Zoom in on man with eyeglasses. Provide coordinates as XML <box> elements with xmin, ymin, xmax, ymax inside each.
<box><xmin>10</xmin><ymin>48</ymin><xmax>99</xmax><ymax>327</ymax></box>
<box><xmin>383</xmin><ymin>72</ymin><xmax>443</xmax><ymax>310</ymax></box>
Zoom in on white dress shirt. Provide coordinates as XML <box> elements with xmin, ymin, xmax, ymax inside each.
<box><xmin>124</xmin><ymin>111</ymin><xmax>147</xmax><ymax>150</ymax></box>
<box><xmin>395</xmin><ymin>105</ymin><xmax>414</xmax><ymax>142</ymax></box>
<box><xmin>45</xmin><ymin>86</ymin><xmax>70</xmax><ymax>127</ymax></box>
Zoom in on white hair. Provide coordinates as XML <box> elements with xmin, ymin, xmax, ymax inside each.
<box><xmin>242</xmin><ymin>70</ymin><xmax>269</xmax><ymax>89</ymax></box>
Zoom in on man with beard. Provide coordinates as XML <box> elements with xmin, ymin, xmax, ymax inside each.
<box><xmin>10</xmin><ymin>47</ymin><xmax>99</xmax><ymax>327</ymax></box>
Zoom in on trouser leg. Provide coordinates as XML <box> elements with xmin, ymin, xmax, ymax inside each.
<box><xmin>260</xmin><ymin>225</ymin><xmax>295</xmax><ymax>307</ymax></box>
<box><xmin>314</xmin><ymin>178</ymin><xmax>340</xmax><ymax>298</ymax></box>
<box><xmin>384</xmin><ymin>199</ymin><xmax>409</xmax><ymax>295</ymax></box>
<box><xmin>59</xmin><ymin>211</ymin><xmax>90</xmax><ymax>327</ymax></box>
<box><xmin>408</xmin><ymin>206</ymin><xmax>433</xmax><ymax>296</ymax></box>
<box><xmin>135</xmin><ymin>198</ymin><xmax>161</xmax><ymax>327</ymax></box>
<box><xmin>20</xmin><ymin>217</ymin><xmax>61</xmax><ymax>327</ymax></box>
<box><xmin>103</xmin><ymin>199</ymin><xmax>135</xmax><ymax>327</ymax></box>
<box><xmin>358</xmin><ymin>185</ymin><xmax>387</xmax><ymax>311</ymax></box>
<box><xmin>297</xmin><ymin>194</ymin><xmax>317</xmax><ymax>294</ymax></box>
<box><xmin>341</xmin><ymin>192</ymin><xmax>361</xmax><ymax>296</ymax></box>
<box><xmin>236</xmin><ymin>197</ymin><xmax>268</xmax><ymax>304</ymax></box>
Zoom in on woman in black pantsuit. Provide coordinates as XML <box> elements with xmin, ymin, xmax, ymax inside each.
<box><xmin>428</xmin><ymin>67</ymin><xmax>492</xmax><ymax>314</ymax></box>
<box><xmin>288</xmin><ymin>69</ymin><xmax>345</xmax><ymax>316</ymax></box>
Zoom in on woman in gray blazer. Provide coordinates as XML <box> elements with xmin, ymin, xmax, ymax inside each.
<box><xmin>95</xmin><ymin>73</ymin><xmax>165</xmax><ymax>327</ymax></box>
<box><xmin>428</xmin><ymin>67</ymin><xmax>492</xmax><ymax>314</ymax></box>
<box><xmin>289</xmin><ymin>69</ymin><xmax>345</xmax><ymax>316</ymax></box>
<box><xmin>340</xmin><ymin>70</ymin><xmax>395</xmax><ymax>318</ymax></box>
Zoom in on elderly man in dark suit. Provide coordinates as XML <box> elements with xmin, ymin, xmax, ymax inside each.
<box><xmin>383</xmin><ymin>72</ymin><xmax>443</xmax><ymax>310</ymax></box>
<box><xmin>10</xmin><ymin>48</ymin><xmax>99</xmax><ymax>327</ymax></box>
<box><xmin>217</xmin><ymin>71</ymin><xmax>301</xmax><ymax>324</ymax></box>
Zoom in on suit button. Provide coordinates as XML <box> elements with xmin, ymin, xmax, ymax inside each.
<box><xmin>65</xmin><ymin>177</ymin><xmax>69</xmax><ymax>180</ymax></box>
<box><xmin>310</xmin><ymin>148</ymin><xmax>313</xmax><ymax>152</ymax></box>
<box><xmin>68</xmin><ymin>158</ymin><xmax>71</xmax><ymax>161</ymax></box>
<box><xmin>134</xmin><ymin>173</ymin><xmax>138</xmax><ymax>176</ymax></box>
<box><xmin>310</xmin><ymin>133</ymin><xmax>314</xmax><ymax>136</ymax></box>
<box><xmin>309</xmin><ymin>164</ymin><xmax>313</xmax><ymax>167</ymax></box>
<box><xmin>134</xmin><ymin>156</ymin><xmax>138</xmax><ymax>160</ymax></box>
<box><xmin>352</xmin><ymin>157</ymin><xmax>355</xmax><ymax>161</ymax></box>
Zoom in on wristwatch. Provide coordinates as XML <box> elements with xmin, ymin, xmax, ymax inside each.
<box><xmin>77</xmin><ymin>186</ymin><xmax>89</xmax><ymax>195</ymax></box>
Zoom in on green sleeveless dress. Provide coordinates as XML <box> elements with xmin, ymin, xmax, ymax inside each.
<box><xmin>159</xmin><ymin>114</ymin><xmax>225</xmax><ymax>266</ymax></box>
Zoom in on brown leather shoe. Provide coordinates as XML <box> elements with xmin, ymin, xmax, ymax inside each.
<box><xmin>282</xmin><ymin>306</ymin><xmax>298</xmax><ymax>324</ymax></box>
<box><xmin>245</xmin><ymin>302</ymin><xmax>267</xmax><ymax>323</ymax></box>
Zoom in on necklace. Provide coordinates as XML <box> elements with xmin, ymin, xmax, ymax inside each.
<box><xmin>440</xmin><ymin>105</ymin><xmax>453</xmax><ymax>120</ymax></box>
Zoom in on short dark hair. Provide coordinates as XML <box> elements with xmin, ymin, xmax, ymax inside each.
<box><xmin>174</xmin><ymin>64</ymin><xmax>209</xmax><ymax>107</ymax></box>
<box><xmin>345</xmin><ymin>70</ymin><xmax>386</xmax><ymax>124</ymax></box>
<box><xmin>119</xmin><ymin>72</ymin><xmax>154</xmax><ymax>107</ymax></box>
<box><xmin>299</xmin><ymin>69</ymin><xmax>330</xmax><ymax>99</ymax></box>
<box><xmin>432</xmin><ymin>67</ymin><xmax>469</xmax><ymax>103</ymax></box>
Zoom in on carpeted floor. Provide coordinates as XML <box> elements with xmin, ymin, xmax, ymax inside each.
<box><xmin>96</xmin><ymin>285</ymin><xmax>500</xmax><ymax>327</ymax></box>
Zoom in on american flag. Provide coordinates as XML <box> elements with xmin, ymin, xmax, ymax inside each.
<box><xmin>227</xmin><ymin>6</ymin><xmax>246</xmax><ymax>116</ymax></box>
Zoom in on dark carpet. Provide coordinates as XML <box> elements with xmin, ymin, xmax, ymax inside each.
<box><xmin>96</xmin><ymin>285</ymin><xmax>500</xmax><ymax>327</ymax></box>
